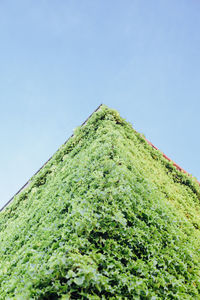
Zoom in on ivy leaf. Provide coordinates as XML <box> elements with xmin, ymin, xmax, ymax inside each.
<box><xmin>74</xmin><ymin>276</ymin><xmax>85</xmax><ymax>286</ymax></box>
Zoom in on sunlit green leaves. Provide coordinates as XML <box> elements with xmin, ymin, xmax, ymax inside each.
<box><xmin>0</xmin><ymin>105</ymin><xmax>199</xmax><ymax>298</ymax></box>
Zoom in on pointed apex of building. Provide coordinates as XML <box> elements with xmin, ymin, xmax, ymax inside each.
<box><xmin>0</xmin><ymin>105</ymin><xmax>199</xmax><ymax>298</ymax></box>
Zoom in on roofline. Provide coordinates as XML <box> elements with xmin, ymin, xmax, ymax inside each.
<box><xmin>1</xmin><ymin>103</ymin><xmax>199</xmax><ymax>212</ymax></box>
<box><xmin>144</xmin><ymin>137</ymin><xmax>200</xmax><ymax>185</ymax></box>
<box><xmin>0</xmin><ymin>104</ymin><xmax>103</xmax><ymax>212</ymax></box>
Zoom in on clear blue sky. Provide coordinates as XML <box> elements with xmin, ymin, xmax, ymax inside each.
<box><xmin>0</xmin><ymin>0</ymin><xmax>200</xmax><ymax>208</ymax></box>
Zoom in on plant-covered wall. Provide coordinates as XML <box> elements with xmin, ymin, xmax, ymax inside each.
<box><xmin>0</xmin><ymin>105</ymin><xmax>199</xmax><ymax>299</ymax></box>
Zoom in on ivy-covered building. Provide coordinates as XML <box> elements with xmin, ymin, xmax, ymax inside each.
<box><xmin>0</xmin><ymin>105</ymin><xmax>199</xmax><ymax>299</ymax></box>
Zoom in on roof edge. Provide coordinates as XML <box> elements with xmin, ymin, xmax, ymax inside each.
<box><xmin>0</xmin><ymin>104</ymin><xmax>103</xmax><ymax>212</ymax></box>
<box><xmin>1</xmin><ymin>103</ymin><xmax>199</xmax><ymax>212</ymax></box>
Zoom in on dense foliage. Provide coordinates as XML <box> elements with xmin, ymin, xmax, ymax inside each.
<box><xmin>0</xmin><ymin>105</ymin><xmax>199</xmax><ymax>299</ymax></box>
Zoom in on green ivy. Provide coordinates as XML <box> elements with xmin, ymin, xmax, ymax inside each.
<box><xmin>0</xmin><ymin>105</ymin><xmax>199</xmax><ymax>299</ymax></box>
